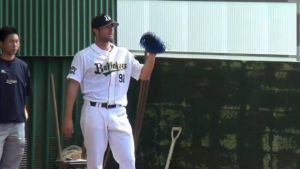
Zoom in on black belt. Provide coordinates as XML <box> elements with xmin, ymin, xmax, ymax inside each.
<box><xmin>90</xmin><ymin>101</ymin><xmax>121</xmax><ymax>109</ymax></box>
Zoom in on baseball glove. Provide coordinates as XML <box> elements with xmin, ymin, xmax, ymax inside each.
<box><xmin>140</xmin><ymin>32</ymin><xmax>166</xmax><ymax>54</ymax></box>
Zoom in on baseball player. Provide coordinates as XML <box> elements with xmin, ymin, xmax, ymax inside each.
<box><xmin>63</xmin><ymin>13</ymin><xmax>156</xmax><ymax>169</ymax></box>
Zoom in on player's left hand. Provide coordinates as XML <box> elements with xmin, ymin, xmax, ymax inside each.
<box><xmin>140</xmin><ymin>32</ymin><xmax>166</xmax><ymax>54</ymax></box>
<box><xmin>63</xmin><ymin>118</ymin><xmax>74</xmax><ymax>138</ymax></box>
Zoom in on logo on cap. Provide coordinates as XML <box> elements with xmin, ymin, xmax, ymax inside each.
<box><xmin>104</xmin><ymin>15</ymin><xmax>111</xmax><ymax>21</ymax></box>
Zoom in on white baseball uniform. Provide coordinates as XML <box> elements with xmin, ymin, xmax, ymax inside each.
<box><xmin>67</xmin><ymin>43</ymin><xmax>143</xmax><ymax>169</ymax></box>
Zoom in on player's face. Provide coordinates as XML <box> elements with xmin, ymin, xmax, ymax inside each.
<box><xmin>0</xmin><ymin>34</ymin><xmax>20</xmax><ymax>55</ymax></box>
<box><xmin>97</xmin><ymin>24</ymin><xmax>115</xmax><ymax>42</ymax></box>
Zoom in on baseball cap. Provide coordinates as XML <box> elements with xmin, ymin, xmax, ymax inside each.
<box><xmin>92</xmin><ymin>13</ymin><xmax>119</xmax><ymax>28</ymax></box>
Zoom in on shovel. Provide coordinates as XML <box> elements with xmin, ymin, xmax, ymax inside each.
<box><xmin>165</xmin><ymin>127</ymin><xmax>182</xmax><ymax>169</ymax></box>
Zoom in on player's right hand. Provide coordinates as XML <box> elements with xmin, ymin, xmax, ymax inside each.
<box><xmin>63</xmin><ymin>118</ymin><xmax>74</xmax><ymax>138</ymax></box>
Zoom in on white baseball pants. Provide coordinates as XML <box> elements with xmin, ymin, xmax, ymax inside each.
<box><xmin>80</xmin><ymin>101</ymin><xmax>135</xmax><ymax>169</ymax></box>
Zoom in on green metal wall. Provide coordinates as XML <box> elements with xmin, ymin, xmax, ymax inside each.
<box><xmin>0</xmin><ymin>0</ymin><xmax>117</xmax><ymax>56</ymax></box>
<box><xmin>22</xmin><ymin>57</ymin><xmax>83</xmax><ymax>169</ymax></box>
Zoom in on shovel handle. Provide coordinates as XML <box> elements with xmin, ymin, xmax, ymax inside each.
<box><xmin>165</xmin><ymin>127</ymin><xmax>182</xmax><ymax>169</ymax></box>
<box><xmin>171</xmin><ymin>127</ymin><xmax>182</xmax><ymax>141</ymax></box>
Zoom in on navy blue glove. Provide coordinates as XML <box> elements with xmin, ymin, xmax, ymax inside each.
<box><xmin>140</xmin><ymin>32</ymin><xmax>166</xmax><ymax>54</ymax></box>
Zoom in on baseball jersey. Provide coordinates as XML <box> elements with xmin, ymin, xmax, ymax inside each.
<box><xmin>0</xmin><ymin>57</ymin><xmax>31</xmax><ymax>123</ymax></box>
<box><xmin>67</xmin><ymin>43</ymin><xmax>143</xmax><ymax>106</ymax></box>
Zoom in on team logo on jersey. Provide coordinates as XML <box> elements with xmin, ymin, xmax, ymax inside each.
<box><xmin>6</xmin><ymin>79</ymin><xmax>17</xmax><ymax>84</ymax></box>
<box><xmin>0</xmin><ymin>69</ymin><xmax>7</xmax><ymax>74</ymax></box>
<box><xmin>69</xmin><ymin>66</ymin><xmax>77</xmax><ymax>75</ymax></box>
<box><xmin>94</xmin><ymin>62</ymin><xmax>127</xmax><ymax>76</ymax></box>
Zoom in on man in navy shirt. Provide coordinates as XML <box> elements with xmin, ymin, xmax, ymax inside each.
<box><xmin>0</xmin><ymin>26</ymin><xmax>31</xmax><ymax>169</ymax></box>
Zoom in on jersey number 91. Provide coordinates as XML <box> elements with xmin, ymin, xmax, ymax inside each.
<box><xmin>119</xmin><ymin>74</ymin><xmax>125</xmax><ymax>83</ymax></box>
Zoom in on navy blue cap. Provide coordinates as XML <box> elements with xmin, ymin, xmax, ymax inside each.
<box><xmin>92</xmin><ymin>13</ymin><xmax>119</xmax><ymax>28</ymax></box>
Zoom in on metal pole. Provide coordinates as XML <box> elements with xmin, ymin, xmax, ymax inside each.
<box><xmin>287</xmin><ymin>0</ymin><xmax>300</xmax><ymax>61</ymax></box>
<box><xmin>133</xmin><ymin>79</ymin><xmax>150</xmax><ymax>150</ymax></box>
<box><xmin>297</xmin><ymin>0</ymin><xmax>300</xmax><ymax>61</ymax></box>
<box><xmin>288</xmin><ymin>0</ymin><xmax>300</xmax><ymax>60</ymax></box>
<box><xmin>51</xmin><ymin>74</ymin><xmax>63</xmax><ymax>161</ymax></box>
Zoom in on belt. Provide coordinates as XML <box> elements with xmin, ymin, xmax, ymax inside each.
<box><xmin>90</xmin><ymin>101</ymin><xmax>121</xmax><ymax>109</ymax></box>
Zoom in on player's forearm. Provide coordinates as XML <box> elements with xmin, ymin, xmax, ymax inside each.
<box><xmin>139</xmin><ymin>53</ymin><xmax>156</xmax><ymax>80</ymax></box>
<box><xmin>64</xmin><ymin>100</ymin><xmax>75</xmax><ymax>120</ymax></box>
<box><xmin>64</xmin><ymin>80</ymin><xmax>79</xmax><ymax>119</ymax></box>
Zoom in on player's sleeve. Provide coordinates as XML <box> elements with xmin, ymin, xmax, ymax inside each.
<box><xmin>67</xmin><ymin>52</ymin><xmax>84</xmax><ymax>84</ymax></box>
<box><xmin>130</xmin><ymin>52</ymin><xmax>143</xmax><ymax>80</ymax></box>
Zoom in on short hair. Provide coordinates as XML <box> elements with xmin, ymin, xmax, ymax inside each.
<box><xmin>0</xmin><ymin>26</ymin><xmax>18</xmax><ymax>42</ymax></box>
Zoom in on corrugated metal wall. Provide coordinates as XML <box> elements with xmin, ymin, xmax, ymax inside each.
<box><xmin>1</xmin><ymin>0</ymin><xmax>117</xmax><ymax>168</ymax></box>
<box><xmin>23</xmin><ymin>57</ymin><xmax>84</xmax><ymax>169</ymax></box>
<box><xmin>0</xmin><ymin>0</ymin><xmax>117</xmax><ymax>56</ymax></box>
